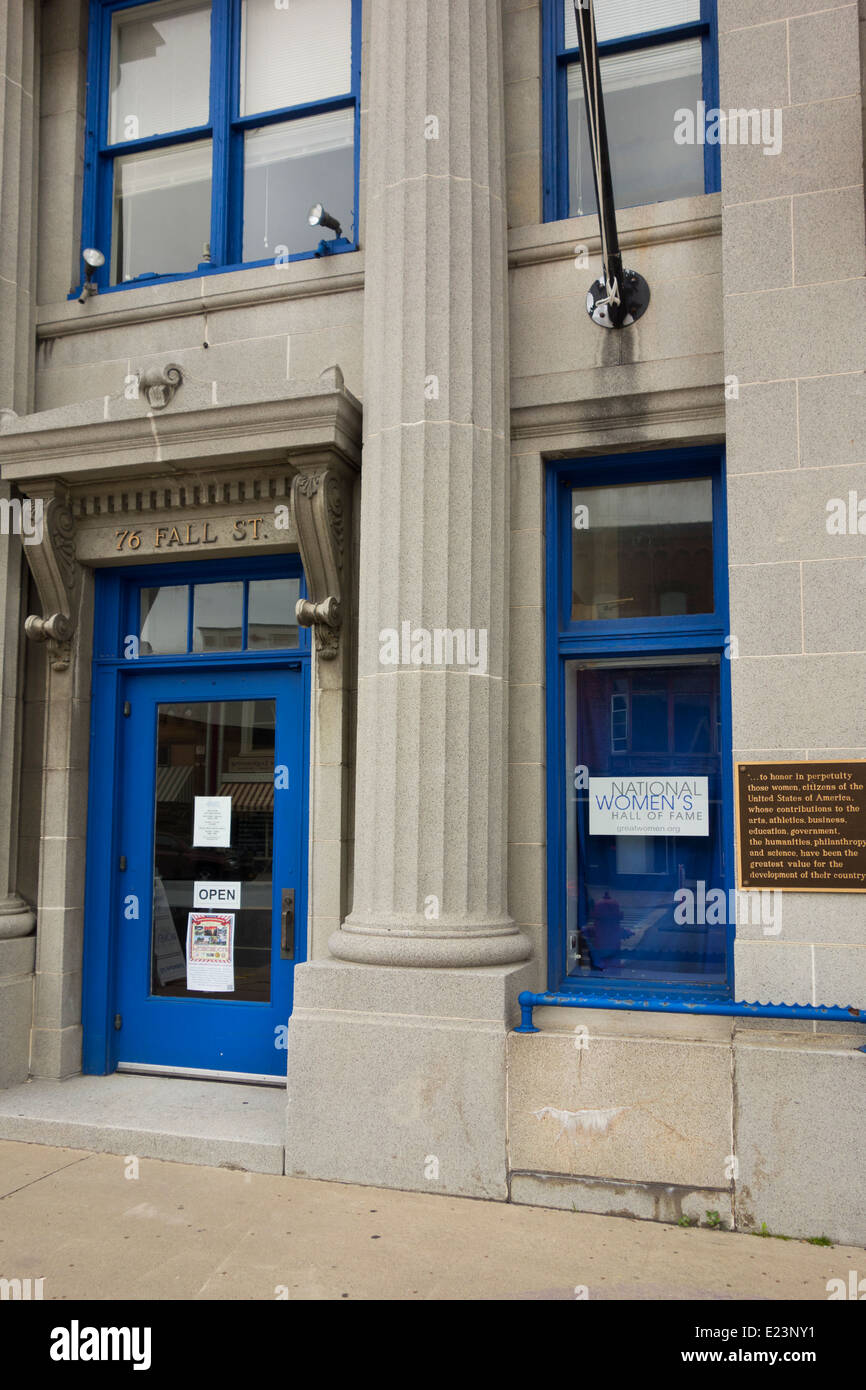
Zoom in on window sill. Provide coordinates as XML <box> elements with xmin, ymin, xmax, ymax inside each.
<box><xmin>508</xmin><ymin>191</ymin><xmax>721</xmax><ymax>270</ymax></box>
<box><xmin>36</xmin><ymin>246</ymin><xmax>365</xmax><ymax>342</ymax></box>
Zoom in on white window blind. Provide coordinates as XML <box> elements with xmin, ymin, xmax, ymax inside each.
<box><xmin>567</xmin><ymin>38</ymin><xmax>701</xmax><ymax>96</ymax></box>
<box><xmin>564</xmin><ymin>0</ymin><xmax>701</xmax><ymax>49</ymax></box>
<box><xmin>240</xmin><ymin>0</ymin><xmax>352</xmax><ymax>116</ymax></box>
<box><xmin>109</xmin><ymin>0</ymin><xmax>211</xmax><ymax>144</ymax></box>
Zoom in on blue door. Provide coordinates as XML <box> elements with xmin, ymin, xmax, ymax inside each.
<box><xmin>113</xmin><ymin>663</ymin><xmax>306</xmax><ymax>1077</ymax></box>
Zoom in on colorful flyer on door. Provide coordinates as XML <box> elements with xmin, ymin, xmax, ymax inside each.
<box><xmin>193</xmin><ymin>795</ymin><xmax>232</xmax><ymax>848</ymax></box>
<box><xmin>186</xmin><ymin>912</ymin><xmax>235</xmax><ymax>993</ymax></box>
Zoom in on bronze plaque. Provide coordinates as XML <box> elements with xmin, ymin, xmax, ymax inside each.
<box><xmin>736</xmin><ymin>761</ymin><xmax>866</xmax><ymax>891</ymax></box>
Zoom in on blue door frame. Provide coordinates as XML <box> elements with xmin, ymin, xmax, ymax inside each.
<box><xmin>82</xmin><ymin>556</ymin><xmax>310</xmax><ymax>1077</ymax></box>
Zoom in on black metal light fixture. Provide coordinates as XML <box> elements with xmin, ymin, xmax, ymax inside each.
<box><xmin>77</xmin><ymin>247</ymin><xmax>105</xmax><ymax>305</ymax></box>
<box><xmin>573</xmin><ymin>0</ymin><xmax>650</xmax><ymax>329</ymax></box>
<box><xmin>308</xmin><ymin>203</ymin><xmax>350</xmax><ymax>258</ymax></box>
<box><xmin>307</xmin><ymin>203</ymin><xmax>342</xmax><ymax>237</ymax></box>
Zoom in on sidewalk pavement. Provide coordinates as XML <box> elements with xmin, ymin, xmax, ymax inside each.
<box><xmin>0</xmin><ymin>1139</ymin><xmax>860</xmax><ymax>1301</ymax></box>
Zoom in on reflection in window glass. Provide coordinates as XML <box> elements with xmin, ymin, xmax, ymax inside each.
<box><xmin>565</xmin><ymin>658</ymin><xmax>725</xmax><ymax>986</ymax></box>
<box><xmin>109</xmin><ymin>0</ymin><xmax>211</xmax><ymax>144</ymax></box>
<box><xmin>152</xmin><ymin>699</ymin><xmax>275</xmax><ymax>1001</ymax></box>
<box><xmin>240</xmin><ymin>0</ymin><xmax>351</xmax><ymax>116</ymax></box>
<box><xmin>564</xmin><ymin>0</ymin><xmax>700</xmax><ymax>48</ymax></box>
<box><xmin>247</xmin><ymin>578</ymin><xmax>300</xmax><ymax>649</ymax></box>
<box><xmin>140</xmin><ymin>586</ymin><xmax>189</xmax><ymax>654</ymax></box>
<box><xmin>571</xmin><ymin>477</ymin><xmax>713</xmax><ymax>622</ymax></box>
<box><xmin>193</xmin><ymin>583</ymin><xmax>243</xmax><ymax>651</ymax></box>
<box><xmin>243</xmin><ymin>109</ymin><xmax>354</xmax><ymax>261</ymax></box>
<box><xmin>112</xmin><ymin>140</ymin><xmax>212</xmax><ymax>282</ymax></box>
<box><xmin>566</xmin><ymin>41</ymin><xmax>704</xmax><ymax>215</ymax></box>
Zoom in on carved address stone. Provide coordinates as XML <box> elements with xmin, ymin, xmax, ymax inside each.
<box><xmin>291</xmin><ymin>468</ymin><xmax>349</xmax><ymax>660</ymax></box>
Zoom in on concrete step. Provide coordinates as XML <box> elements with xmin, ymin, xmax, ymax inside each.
<box><xmin>0</xmin><ymin>1074</ymin><xmax>285</xmax><ymax>1174</ymax></box>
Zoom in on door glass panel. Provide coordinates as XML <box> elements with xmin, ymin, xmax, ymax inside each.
<box><xmin>151</xmin><ymin>700</ymin><xmax>275</xmax><ymax>1002</ymax></box>
<box><xmin>112</xmin><ymin>140</ymin><xmax>212</xmax><ymax>282</ymax></box>
<box><xmin>109</xmin><ymin>0</ymin><xmax>211</xmax><ymax>144</ymax></box>
<box><xmin>247</xmin><ymin>578</ymin><xmax>300</xmax><ymax>649</ymax></box>
<box><xmin>566</xmin><ymin>40</ymin><xmax>704</xmax><ymax>215</ymax></box>
<box><xmin>140</xmin><ymin>585</ymin><xmax>189</xmax><ymax>654</ymax></box>
<box><xmin>243</xmin><ymin>108</ymin><xmax>355</xmax><ymax>261</ymax></box>
<box><xmin>565</xmin><ymin>658</ymin><xmax>725</xmax><ymax>986</ymax></box>
<box><xmin>192</xmin><ymin>582</ymin><xmax>243</xmax><ymax>651</ymax></box>
<box><xmin>571</xmin><ymin>477</ymin><xmax>713</xmax><ymax>621</ymax></box>
<box><xmin>240</xmin><ymin>0</ymin><xmax>351</xmax><ymax>116</ymax></box>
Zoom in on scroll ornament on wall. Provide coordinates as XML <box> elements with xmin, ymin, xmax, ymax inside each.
<box><xmin>136</xmin><ymin>363</ymin><xmax>184</xmax><ymax>411</ymax></box>
<box><xmin>23</xmin><ymin>495</ymin><xmax>80</xmax><ymax>671</ymax></box>
<box><xmin>291</xmin><ymin>468</ymin><xmax>349</xmax><ymax>660</ymax></box>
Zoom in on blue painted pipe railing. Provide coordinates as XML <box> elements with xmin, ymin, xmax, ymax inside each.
<box><xmin>516</xmin><ymin>990</ymin><xmax>866</xmax><ymax>1036</ymax></box>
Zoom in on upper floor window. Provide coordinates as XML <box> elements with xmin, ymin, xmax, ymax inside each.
<box><xmin>543</xmin><ymin>0</ymin><xmax>718</xmax><ymax>222</ymax></box>
<box><xmin>82</xmin><ymin>0</ymin><xmax>360</xmax><ymax>291</ymax></box>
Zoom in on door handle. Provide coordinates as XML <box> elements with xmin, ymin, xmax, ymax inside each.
<box><xmin>280</xmin><ymin>888</ymin><xmax>295</xmax><ymax>959</ymax></box>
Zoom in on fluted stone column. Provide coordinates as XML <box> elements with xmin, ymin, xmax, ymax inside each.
<box><xmin>329</xmin><ymin>0</ymin><xmax>529</xmax><ymax>969</ymax></box>
<box><xmin>0</xmin><ymin>0</ymin><xmax>38</xmax><ymax>1085</ymax></box>
<box><xmin>286</xmin><ymin>0</ymin><xmax>533</xmax><ymax>1198</ymax></box>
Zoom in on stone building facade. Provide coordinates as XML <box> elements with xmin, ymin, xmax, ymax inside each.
<box><xmin>0</xmin><ymin>0</ymin><xmax>864</xmax><ymax>1245</ymax></box>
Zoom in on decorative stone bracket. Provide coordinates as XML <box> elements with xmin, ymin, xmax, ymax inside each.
<box><xmin>291</xmin><ymin>467</ymin><xmax>351</xmax><ymax>661</ymax></box>
<box><xmin>22</xmin><ymin>495</ymin><xmax>80</xmax><ymax>671</ymax></box>
<box><xmin>136</xmin><ymin>363</ymin><xmax>184</xmax><ymax>411</ymax></box>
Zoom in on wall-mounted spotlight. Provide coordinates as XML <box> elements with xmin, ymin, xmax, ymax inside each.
<box><xmin>78</xmin><ymin>248</ymin><xmax>105</xmax><ymax>304</ymax></box>
<box><xmin>308</xmin><ymin>204</ymin><xmax>342</xmax><ymax>237</ymax></box>
<box><xmin>308</xmin><ymin>204</ymin><xmax>349</xmax><ymax>257</ymax></box>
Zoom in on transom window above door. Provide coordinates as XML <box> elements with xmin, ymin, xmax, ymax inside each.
<box><xmin>82</xmin><ymin>0</ymin><xmax>360</xmax><ymax>290</ymax></box>
<box><xmin>544</xmin><ymin>0</ymin><xmax>719</xmax><ymax>221</ymax></box>
<box><xmin>94</xmin><ymin>557</ymin><xmax>308</xmax><ymax>660</ymax></box>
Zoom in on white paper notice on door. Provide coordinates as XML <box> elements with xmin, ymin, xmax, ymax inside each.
<box><xmin>193</xmin><ymin>795</ymin><xmax>232</xmax><ymax>848</ymax></box>
<box><xmin>153</xmin><ymin>877</ymin><xmax>186</xmax><ymax>985</ymax></box>
<box><xmin>186</xmin><ymin>912</ymin><xmax>235</xmax><ymax>993</ymax></box>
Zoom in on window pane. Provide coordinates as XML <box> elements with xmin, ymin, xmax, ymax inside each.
<box><xmin>567</xmin><ymin>40</ymin><xmax>704</xmax><ymax>214</ymax></box>
<box><xmin>109</xmin><ymin>0</ymin><xmax>210</xmax><ymax>144</ymax></box>
<box><xmin>565</xmin><ymin>658</ymin><xmax>725</xmax><ymax>987</ymax></box>
<box><xmin>141</xmin><ymin>586</ymin><xmax>189</xmax><ymax>654</ymax></box>
<box><xmin>240</xmin><ymin>0</ymin><xmax>352</xmax><ymax>116</ymax></box>
<box><xmin>112</xmin><ymin>140</ymin><xmax>212</xmax><ymax>282</ymax></box>
<box><xmin>193</xmin><ymin>583</ymin><xmax>243</xmax><ymax>651</ymax></box>
<box><xmin>571</xmin><ymin>478</ymin><xmax>714</xmax><ymax>621</ymax></box>
<box><xmin>564</xmin><ymin>0</ymin><xmax>700</xmax><ymax>49</ymax></box>
<box><xmin>247</xmin><ymin>578</ymin><xmax>300</xmax><ymax>649</ymax></box>
<box><xmin>243</xmin><ymin>109</ymin><xmax>354</xmax><ymax>260</ymax></box>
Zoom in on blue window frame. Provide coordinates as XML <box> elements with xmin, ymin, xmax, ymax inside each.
<box><xmin>92</xmin><ymin>553</ymin><xmax>310</xmax><ymax>660</ymax></box>
<box><xmin>545</xmin><ymin>447</ymin><xmax>735</xmax><ymax>1002</ymax></box>
<box><xmin>79</xmin><ymin>0</ymin><xmax>361</xmax><ymax>295</ymax></box>
<box><xmin>542</xmin><ymin>0</ymin><xmax>720</xmax><ymax>223</ymax></box>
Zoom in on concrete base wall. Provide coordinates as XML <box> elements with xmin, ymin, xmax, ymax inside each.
<box><xmin>733</xmin><ymin>1032</ymin><xmax>866</xmax><ymax>1247</ymax></box>
<box><xmin>0</xmin><ymin>936</ymin><xmax>35</xmax><ymax>1088</ymax></box>
<box><xmin>285</xmin><ymin>960</ymin><xmax>534</xmax><ymax>1199</ymax></box>
<box><xmin>506</xmin><ymin>1011</ymin><xmax>866</xmax><ymax>1246</ymax></box>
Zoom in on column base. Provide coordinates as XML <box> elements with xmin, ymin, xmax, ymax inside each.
<box><xmin>329</xmin><ymin>921</ymin><xmax>532</xmax><ymax>968</ymax></box>
<box><xmin>285</xmin><ymin>959</ymin><xmax>535</xmax><ymax>1198</ymax></box>
<box><xmin>0</xmin><ymin>894</ymin><xmax>36</xmax><ymax>940</ymax></box>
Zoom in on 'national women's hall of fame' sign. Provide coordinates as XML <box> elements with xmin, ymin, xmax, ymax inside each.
<box><xmin>589</xmin><ymin>777</ymin><xmax>709</xmax><ymax>836</ymax></box>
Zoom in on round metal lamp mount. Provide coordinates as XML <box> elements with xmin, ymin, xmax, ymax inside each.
<box><xmin>586</xmin><ymin>269</ymin><xmax>650</xmax><ymax>329</ymax></box>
